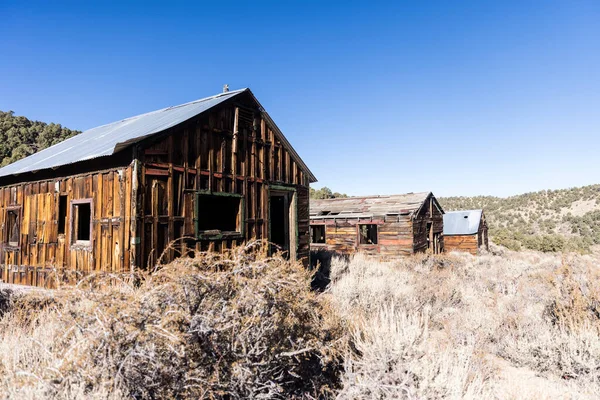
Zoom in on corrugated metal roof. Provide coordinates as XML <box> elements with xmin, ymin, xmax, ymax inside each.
<box><xmin>0</xmin><ymin>89</ymin><xmax>245</xmax><ymax>178</ymax></box>
<box><xmin>0</xmin><ymin>88</ymin><xmax>317</xmax><ymax>183</ymax></box>
<box><xmin>443</xmin><ymin>210</ymin><xmax>483</xmax><ymax>235</ymax></box>
<box><xmin>310</xmin><ymin>192</ymin><xmax>432</xmax><ymax>219</ymax></box>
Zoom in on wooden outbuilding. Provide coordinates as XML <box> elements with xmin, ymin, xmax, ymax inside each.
<box><xmin>443</xmin><ymin>210</ymin><xmax>488</xmax><ymax>255</ymax></box>
<box><xmin>310</xmin><ymin>192</ymin><xmax>444</xmax><ymax>257</ymax></box>
<box><xmin>0</xmin><ymin>88</ymin><xmax>316</xmax><ymax>287</ymax></box>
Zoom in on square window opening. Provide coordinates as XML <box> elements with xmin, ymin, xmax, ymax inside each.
<box><xmin>358</xmin><ymin>224</ymin><xmax>378</xmax><ymax>245</ymax></box>
<box><xmin>311</xmin><ymin>225</ymin><xmax>326</xmax><ymax>244</ymax></box>
<box><xmin>72</xmin><ymin>201</ymin><xmax>92</xmax><ymax>244</ymax></box>
<box><xmin>6</xmin><ymin>208</ymin><xmax>20</xmax><ymax>247</ymax></box>
<box><xmin>196</xmin><ymin>194</ymin><xmax>242</xmax><ymax>235</ymax></box>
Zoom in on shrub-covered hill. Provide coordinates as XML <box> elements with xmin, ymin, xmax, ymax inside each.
<box><xmin>439</xmin><ymin>184</ymin><xmax>600</xmax><ymax>252</ymax></box>
<box><xmin>0</xmin><ymin>111</ymin><xmax>80</xmax><ymax>167</ymax></box>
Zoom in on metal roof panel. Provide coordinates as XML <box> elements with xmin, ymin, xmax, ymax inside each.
<box><xmin>0</xmin><ymin>89</ymin><xmax>246</xmax><ymax>178</ymax></box>
<box><xmin>443</xmin><ymin>210</ymin><xmax>483</xmax><ymax>235</ymax></box>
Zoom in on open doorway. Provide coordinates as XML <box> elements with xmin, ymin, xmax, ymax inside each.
<box><xmin>426</xmin><ymin>222</ymin><xmax>441</xmax><ymax>254</ymax></box>
<box><xmin>433</xmin><ymin>232</ymin><xmax>441</xmax><ymax>254</ymax></box>
<box><xmin>426</xmin><ymin>222</ymin><xmax>432</xmax><ymax>252</ymax></box>
<box><xmin>269</xmin><ymin>189</ymin><xmax>296</xmax><ymax>259</ymax></box>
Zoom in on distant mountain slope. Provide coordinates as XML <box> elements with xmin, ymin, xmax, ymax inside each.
<box><xmin>0</xmin><ymin>111</ymin><xmax>80</xmax><ymax>167</ymax></box>
<box><xmin>439</xmin><ymin>185</ymin><xmax>600</xmax><ymax>252</ymax></box>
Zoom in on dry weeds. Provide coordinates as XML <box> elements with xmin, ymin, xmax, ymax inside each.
<box><xmin>0</xmin><ymin>243</ymin><xmax>345</xmax><ymax>399</ymax></box>
<box><xmin>2</xmin><ymin>244</ymin><xmax>600</xmax><ymax>399</ymax></box>
<box><xmin>328</xmin><ymin>245</ymin><xmax>600</xmax><ymax>399</ymax></box>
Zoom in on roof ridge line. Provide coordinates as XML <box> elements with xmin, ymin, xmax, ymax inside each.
<box><xmin>87</xmin><ymin>88</ymin><xmax>248</xmax><ymax>132</ymax></box>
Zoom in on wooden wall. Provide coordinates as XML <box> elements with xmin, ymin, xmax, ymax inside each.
<box><xmin>0</xmin><ymin>166</ymin><xmax>133</xmax><ymax>287</ymax></box>
<box><xmin>310</xmin><ymin>215</ymin><xmax>417</xmax><ymax>258</ymax></box>
<box><xmin>445</xmin><ymin>213</ymin><xmax>488</xmax><ymax>255</ymax></box>
<box><xmin>444</xmin><ymin>235</ymin><xmax>478</xmax><ymax>255</ymax></box>
<box><xmin>412</xmin><ymin>196</ymin><xmax>444</xmax><ymax>254</ymax></box>
<box><xmin>310</xmin><ymin>195</ymin><xmax>445</xmax><ymax>258</ymax></box>
<box><xmin>138</xmin><ymin>97</ymin><xmax>311</xmax><ymax>267</ymax></box>
<box><xmin>296</xmin><ymin>186</ymin><xmax>310</xmax><ymax>262</ymax></box>
<box><xmin>0</xmin><ymin>93</ymin><xmax>313</xmax><ymax>287</ymax></box>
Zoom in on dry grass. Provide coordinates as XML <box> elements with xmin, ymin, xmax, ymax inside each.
<box><xmin>327</xmin><ymin>245</ymin><xmax>600</xmax><ymax>399</ymax></box>
<box><xmin>2</xmin><ymin>244</ymin><xmax>600</xmax><ymax>399</ymax></box>
<box><xmin>0</xmin><ymin>243</ymin><xmax>345</xmax><ymax>399</ymax></box>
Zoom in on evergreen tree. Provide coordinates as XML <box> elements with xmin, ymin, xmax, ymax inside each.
<box><xmin>0</xmin><ymin>111</ymin><xmax>80</xmax><ymax>166</ymax></box>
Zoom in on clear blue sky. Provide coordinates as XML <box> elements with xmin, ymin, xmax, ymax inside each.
<box><xmin>1</xmin><ymin>1</ymin><xmax>598</xmax><ymax>197</ymax></box>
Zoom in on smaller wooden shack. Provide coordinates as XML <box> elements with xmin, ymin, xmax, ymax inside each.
<box><xmin>443</xmin><ymin>210</ymin><xmax>488</xmax><ymax>255</ymax></box>
<box><xmin>310</xmin><ymin>192</ymin><xmax>444</xmax><ymax>258</ymax></box>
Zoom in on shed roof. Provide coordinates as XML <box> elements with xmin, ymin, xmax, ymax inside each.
<box><xmin>310</xmin><ymin>192</ymin><xmax>436</xmax><ymax>220</ymax></box>
<box><xmin>443</xmin><ymin>210</ymin><xmax>483</xmax><ymax>235</ymax></box>
<box><xmin>0</xmin><ymin>88</ymin><xmax>316</xmax><ymax>182</ymax></box>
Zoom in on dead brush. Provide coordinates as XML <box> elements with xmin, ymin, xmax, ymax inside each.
<box><xmin>0</xmin><ymin>288</ymin><xmax>13</xmax><ymax>318</ymax></box>
<box><xmin>0</xmin><ymin>241</ymin><xmax>347</xmax><ymax>399</ymax></box>
<box><xmin>545</xmin><ymin>261</ymin><xmax>600</xmax><ymax>332</ymax></box>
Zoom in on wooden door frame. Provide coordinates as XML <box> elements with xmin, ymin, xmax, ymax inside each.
<box><xmin>268</xmin><ymin>185</ymin><xmax>297</xmax><ymax>260</ymax></box>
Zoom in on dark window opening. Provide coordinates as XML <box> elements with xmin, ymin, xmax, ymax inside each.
<box><xmin>196</xmin><ymin>194</ymin><xmax>242</xmax><ymax>234</ymax></box>
<box><xmin>358</xmin><ymin>224</ymin><xmax>378</xmax><ymax>245</ymax></box>
<box><xmin>311</xmin><ymin>225</ymin><xmax>326</xmax><ymax>244</ymax></box>
<box><xmin>58</xmin><ymin>195</ymin><xmax>67</xmax><ymax>235</ymax></box>
<box><xmin>6</xmin><ymin>208</ymin><xmax>20</xmax><ymax>247</ymax></box>
<box><xmin>72</xmin><ymin>201</ymin><xmax>92</xmax><ymax>243</ymax></box>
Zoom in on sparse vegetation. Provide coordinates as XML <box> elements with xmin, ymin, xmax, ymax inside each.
<box><xmin>440</xmin><ymin>185</ymin><xmax>600</xmax><ymax>253</ymax></box>
<box><xmin>329</xmin><ymin>247</ymin><xmax>600</xmax><ymax>398</ymax></box>
<box><xmin>2</xmin><ymin>245</ymin><xmax>600</xmax><ymax>398</ymax></box>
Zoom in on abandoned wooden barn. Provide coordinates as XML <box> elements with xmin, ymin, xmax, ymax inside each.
<box><xmin>0</xmin><ymin>88</ymin><xmax>316</xmax><ymax>287</ymax></box>
<box><xmin>310</xmin><ymin>192</ymin><xmax>444</xmax><ymax>258</ymax></box>
<box><xmin>443</xmin><ymin>210</ymin><xmax>489</xmax><ymax>255</ymax></box>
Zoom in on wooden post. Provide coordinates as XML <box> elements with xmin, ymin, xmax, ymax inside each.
<box><xmin>232</xmin><ymin>107</ymin><xmax>239</xmax><ymax>193</ymax></box>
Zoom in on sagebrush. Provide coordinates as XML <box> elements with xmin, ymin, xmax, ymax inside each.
<box><xmin>328</xmin><ymin>246</ymin><xmax>600</xmax><ymax>399</ymax></box>
<box><xmin>2</xmin><ymin>244</ymin><xmax>599</xmax><ymax>399</ymax></box>
<box><xmin>0</xmin><ymin>244</ymin><xmax>345</xmax><ymax>399</ymax></box>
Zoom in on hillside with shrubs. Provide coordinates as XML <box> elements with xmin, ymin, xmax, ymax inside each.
<box><xmin>2</xmin><ymin>245</ymin><xmax>600</xmax><ymax>398</ymax></box>
<box><xmin>440</xmin><ymin>184</ymin><xmax>600</xmax><ymax>253</ymax></box>
<box><xmin>0</xmin><ymin>111</ymin><xmax>80</xmax><ymax>167</ymax></box>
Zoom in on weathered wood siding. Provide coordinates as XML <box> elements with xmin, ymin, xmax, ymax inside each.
<box><xmin>444</xmin><ymin>234</ymin><xmax>478</xmax><ymax>255</ymax></box>
<box><xmin>311</xmin><ymin>215</ymin><xmax>416</xmax><ymax>257</ymax></box>
<box><xmin>445</xmin><ymin>213</ymin><xmax>488</xmax><ymax>255</ymax></box>
<box><xmin>296</xmin><ymin>186</ymin><xmax>310</xmax><ymax>263</ymax></box>
<box><xmin>0</xmin><ymin>166</ymin><xmax>133</xmax><ymax>287</ymax></box>
<box><xmin>138</xmin><ymin>95</ymin><xmax>311</xmax><ymax>267</ymax></box>
<box><xmin>412</xmin><ymin>196</ymin><xmax>444</xmax><ymax>254</ymax></box>
<box><xmin>0</xmin><ymin>92</ymin><xmax>312</xmax><ymax>287</ymax></box>
<box><xmin>310</xmin><ymin>194</ymin><xmax>445</xmax><ymax>258</ymax></box>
